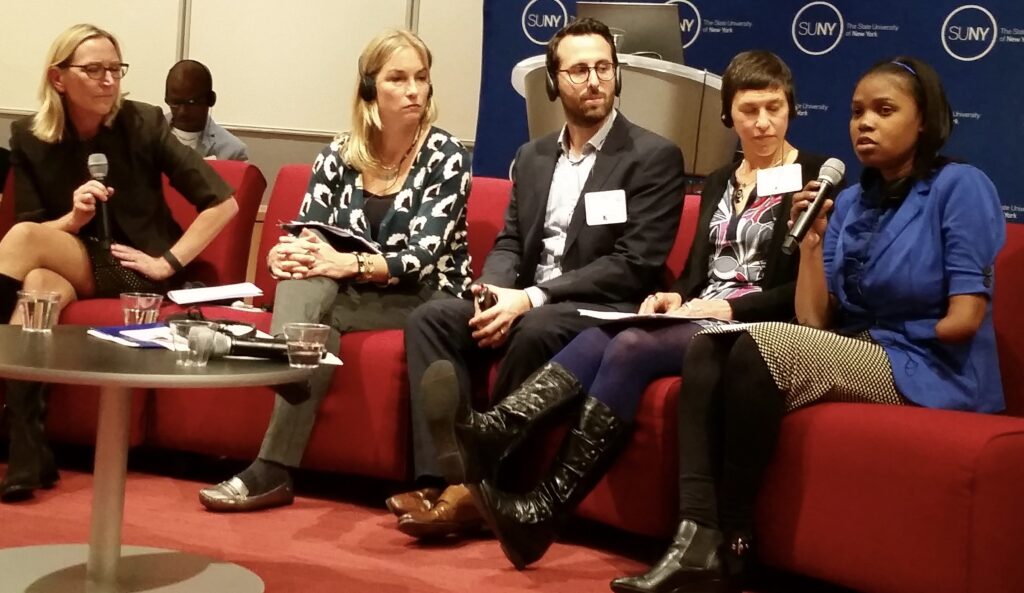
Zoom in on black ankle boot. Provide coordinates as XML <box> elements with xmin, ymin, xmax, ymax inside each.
<box><xmin>0</xmin><ymin>273</ymin><xmax>22</xmax><ymax>322</ymax></box>
<box><xmin>470</xmin><ymin>397</ymin><xmax>628</xmax><ymax>569</ymax></box>
<box><xmin>609</xmin><ymin>520</ymin><xmax>741</xmax><ymax>593</ymax></box>
<box><xmin>423</xmin><ymin>360</ymin><xmax>584</xmax><ymax>485</ymax></box>
<box><xmin>1</xmin><ymin>381</ymin><xmax>58</xmax><ymax>503</ymax></box>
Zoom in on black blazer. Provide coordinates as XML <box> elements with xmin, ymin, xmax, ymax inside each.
<box><xmin>9</xmin><ymin>101</ymin><xmax>232</xmax><ymax>256</ymax></box>
<box><xmin>672</xmin><ymin>151</ymin><xmax>830</xmax><ymax>322</ymax></box>
<box><xmin>479</xmin><ymin>113</ymin><xmax>685</xmax><ymax>309</ymax></box>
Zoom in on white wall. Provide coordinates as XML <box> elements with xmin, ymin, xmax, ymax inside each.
<box><xmin>0</xmin><ymin>0</ymin><xmax>484</xmax><ymax>178</ymax></box>
<box><xmin>0</xmin><ymin>1</ymin><xmax>180</xmax><ymax>113</ymax></box>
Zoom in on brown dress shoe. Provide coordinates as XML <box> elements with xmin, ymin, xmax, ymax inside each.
<box><xmin>396</xmin><ymin>484</ymin><xmax>485</xmax><ymax>539</ymax></box>
<box><xmin>385</xmin><ymin>487</ymin><xmax>443</xmax><ymax>517</ymax></box>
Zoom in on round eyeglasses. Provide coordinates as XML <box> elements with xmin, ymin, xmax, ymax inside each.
<box><xmin>559</xmin><ymin>61</ymin><xmax>616</xmax><ymax>84</ymax></box>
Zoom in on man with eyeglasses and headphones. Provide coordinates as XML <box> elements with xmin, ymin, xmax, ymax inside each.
<box><xmin>396</xmin><ymin>17</ymin><xmax>685</xmax><ymax>540</ymax></box>
<box><xmin>164</xmin><ymin>59</ymin><xmax>248</xmax><ymax>161</ymax></box>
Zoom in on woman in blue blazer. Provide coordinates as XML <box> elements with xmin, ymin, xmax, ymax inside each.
<box><xmin>612</xmin><ymin>56</ymin><xmax>1005</xmax><ymax>593</ymax></box>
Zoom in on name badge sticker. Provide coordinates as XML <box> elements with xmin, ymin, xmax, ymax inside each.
<box><xmin>756</xmin><ymin>163</ymin><xmax>803</xmax><ymax>196</ymax></box>
<box><xmin>584</xmin><ymin>189</ymin><xmax>628</xmax><ymax>226</ymax></box>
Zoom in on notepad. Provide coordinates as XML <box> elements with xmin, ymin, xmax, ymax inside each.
<box><xmin>281</xmin><ymin>221</ymin><xmax>381</xmax><ymax>254</ymax></box>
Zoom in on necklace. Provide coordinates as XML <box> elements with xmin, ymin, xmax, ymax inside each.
<box><xmin>377</xmin><ymin>127</ymin><xmax>423</xmax><ymax>190</ymax></box>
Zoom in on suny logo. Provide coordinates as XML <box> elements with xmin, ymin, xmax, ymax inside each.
<box><xmin>942</xmin><ymin>5</ymin><xmax>998</xmax><ymax>61</ymax></box>
<box><xmin>522</xmin><ymin>0</ymin><xmax>569</xmax><ymax>46</ymax></box>
<box><xmin>664</xmin><ymin>0</ymin><xmax>702</xmax><ymax>49</ymax></box>
<box><xmin>791</xmin><ymin>1</ymin><xmax>844</xmax><ymax>56</ymax></box>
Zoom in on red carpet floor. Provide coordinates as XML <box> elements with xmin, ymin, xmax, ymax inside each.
<box><xmin>0</xmin><ymin>462</ymin><xmax>853</xmax><ymax>592</ymax></box>
<box><xmin>0</xmin><ymin>465</ymin><xmax>656</xmax><ymax>593</ymax></box>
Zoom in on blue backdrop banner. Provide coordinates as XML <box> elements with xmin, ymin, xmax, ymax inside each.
<box><xmin>473</xmin><ymin>0</ymin><xmax>1024</xmax><ymax>221</ymax></box>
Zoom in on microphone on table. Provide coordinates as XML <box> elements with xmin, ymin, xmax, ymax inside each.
<box><xmin>782</xmin><ymin>158</ymin><xmax>846</xmax><ymax>255</ymax></box>
<box><xmin>189</xmin><ymin>326</ymin><xmax>292</xmax><ymax>362</ymax></box>
<box><xmin>87</xmin><ymin>153</ymin><xmax>112</xmax><ymax>249</ymax></box>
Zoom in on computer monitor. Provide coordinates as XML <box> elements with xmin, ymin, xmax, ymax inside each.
<box><xmin>576</xmin><ymin>1</ymin><xmax>685</xmax><ymax>65</ymax></box>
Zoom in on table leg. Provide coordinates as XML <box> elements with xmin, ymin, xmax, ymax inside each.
<box><xmin>87</xmin><ymin>384</ymin><xmax>132</xmax><ymax>586</ymax></box>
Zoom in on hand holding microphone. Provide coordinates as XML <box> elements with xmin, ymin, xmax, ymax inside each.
<box><xmin>84</xmin><ymin>153</ymin><xmax>114</xmax><ymax>248</ymax></box>
<box><xmin>783</xmin><ymin>158</ymin><xmax>845</xmax><ymax>255</ymax></box>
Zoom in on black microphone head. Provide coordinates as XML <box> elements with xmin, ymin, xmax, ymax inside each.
<box><xmin>87</xmin><ymin>153</ymin><xmax>109</xmax><ymax>181</ymax></box>
<box><xmin>818</xmin><ymin>158</ymin><xmax>845</xmax><ymax>187</ymax></box>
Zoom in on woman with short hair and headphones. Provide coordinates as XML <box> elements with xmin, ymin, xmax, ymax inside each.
<box><xmin>199</xmin><ymin>29</ymin><xmax>472</xmax><ymax>512</ymax></box>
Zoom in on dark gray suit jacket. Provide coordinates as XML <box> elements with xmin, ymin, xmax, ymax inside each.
<box><xmin>479</xmin><ymin>113</ymin><xmax>685</xmax><ymax>309</ymax></box>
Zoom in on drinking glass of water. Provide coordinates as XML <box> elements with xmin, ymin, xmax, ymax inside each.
<box><xmin>282</xmin><ymin>323</ymin><xmax>331</xmax><ymax>368</ymax></box>
<box><xmin>17</xmin><ymin>290</ymin><xmax>61</xmax><ymax>332</ymax></box>
<box><xmin>120</xmin><ymin>292</ymin><xmax>164</xmax><ymax>325</ymax></box>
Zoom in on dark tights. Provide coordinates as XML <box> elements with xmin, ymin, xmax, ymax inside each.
<box><xmin>676</xmin><ymin>332</ymin><xmax>785</xmax><ymax>535</ymax></box>
<box><xmin>552</xmin><ymin>322</ymin><xmax>704</xmax><ymax>422</ymax></box>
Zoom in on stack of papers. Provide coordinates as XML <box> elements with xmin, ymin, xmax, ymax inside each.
<box><xmin>87</xmin><ymin>324</ymin><xmax>177</xmax><ymax>349</ymax></box>
<box><xmin>166</xmin><ymin>282</ymin><xmax>263</xmax><ymax>305</ymax></box>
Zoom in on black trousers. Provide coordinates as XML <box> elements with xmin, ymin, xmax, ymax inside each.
<box><xmin>676</xmin><ymin>331</ymin><xmax>784</xmax><ymax>535</ymax></box>
<box><xmin>404</xmin><ymin>295</ymin><xmax>618</xmax><ymax>482</ymax></box>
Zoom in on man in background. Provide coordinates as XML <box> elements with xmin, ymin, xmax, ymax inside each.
<box><xmin>165</xmin><ymin>59</ymin><xmax>249</xmax><ymax>161</ymax></box>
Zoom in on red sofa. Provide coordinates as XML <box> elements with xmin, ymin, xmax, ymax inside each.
<box><xmin>21</xmin><ymin>164</ymin><xmax>1024</xmax><ymax>593</ymax></box>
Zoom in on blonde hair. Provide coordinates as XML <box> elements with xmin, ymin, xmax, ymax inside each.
<box><xmin>342</xmin><ymin>29</ymin><xmax>438</xmax><ymax>173</ymax></box>
<box><xmin>31</xmin><ymin>23</ymin><xmax>125</xmax><ymax>143</ymax></box>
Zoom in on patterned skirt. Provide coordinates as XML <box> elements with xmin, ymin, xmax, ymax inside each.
<box><xmin>698</xmin><ymin>322</ymin><xmax>908</xmax><ymax>412</ymax></box>
<box><xmin>84</xmin><ymin>238</ymin><xmax>166</xmax><ymax>298</ymax></box>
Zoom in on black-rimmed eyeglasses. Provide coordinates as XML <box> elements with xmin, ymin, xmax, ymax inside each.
<box><xmin>65</xmin><ymin>63</ymin><xmax>129</xmax><ymax>80</ymax></box>
<box><xmin>559</xmin><ymin>61</ymin><xmax>615</xmax><ymax>84</ymax></box>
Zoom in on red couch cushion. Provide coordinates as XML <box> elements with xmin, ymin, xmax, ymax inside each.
<box><xmin>162</xmin><ymin>160</ymin><xmax>267</xmax><ymax>287</ymax></box>
<box><xmin>993</xmin><ymin>223</ymin><xmax>1024</xmax><ymax>416</ymax></box>
<box><xmin>466</xmin><ymin>177</ymin><xmax>512</xmax><ymax>277</ymax></box>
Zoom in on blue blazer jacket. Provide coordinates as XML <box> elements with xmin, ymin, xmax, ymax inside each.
<box><xmin>824</xmin><ymin>163</ymin><xmax>1005</xmax><ymax>412</ymax></box>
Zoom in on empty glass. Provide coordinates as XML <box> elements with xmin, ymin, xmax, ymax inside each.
<box><xmin>168</xmin><ymin>320</ymin><xmax>217</xmax><ymax>367</ymax></box>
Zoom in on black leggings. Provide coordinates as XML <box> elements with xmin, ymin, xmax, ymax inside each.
<box><xmin>676</xmin><ymin>331</ymin><xmax>785</xmax><ymax>535</ymax></box>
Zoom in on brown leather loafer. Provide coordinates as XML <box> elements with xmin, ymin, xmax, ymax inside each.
<box><xmin>385</xmin><ymin>487</ymin><xmax>443</xmax><ymax>517</ymax></box>
<box><xmin>396</xmin><ymin>484</ymin><xmax>486</xmax><ymax>538</ymax></box>
<box><xmin>198</xmin><ymin>476</ymin><xmax>294</xmax><ymax>512</ymax></box>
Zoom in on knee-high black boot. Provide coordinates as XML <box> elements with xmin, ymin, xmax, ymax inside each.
<box><xmin>1</xmin><ymin>381</ymin><xmax>58</xmax><ymax>502</ymax></box>
<box><xmin>470</xmin><ymin>397</ymin><xmax>629</xmax><ymax>569</ymax></box>
<box><xmin>0</xmin><ymin>273</ymin><xmax>23</xmax><ymax>322</ymax></box>
<box><xmin>423</xmin><ymin>360</ymin><xmax>585</xmax><ymax>485</ymax></box>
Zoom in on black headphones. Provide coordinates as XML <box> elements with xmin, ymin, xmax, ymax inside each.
<box><xmin>359</xmin><ymin>72</ymin><xmax>433</xmax><ymax>103</ymax></box>
<box><xmin>544</xmin><ymin>64</ymin><xmax>622</xmax><ymax>102</ymax></box>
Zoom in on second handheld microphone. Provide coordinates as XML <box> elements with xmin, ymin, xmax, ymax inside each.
<box><xmin>782</xmin><ymin>158</ymin><xmax>846</xmax><ymax>255</ymax></box>
<box><xmin>87</xmin><ymin>153</ymin><xmax>112</xmax><ymax>249</ymax></box>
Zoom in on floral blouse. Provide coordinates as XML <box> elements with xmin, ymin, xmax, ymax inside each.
<box><xmin>297</xmin><ymin>127</ymin><xmax>473</xmax><ymax>297</ymax></box>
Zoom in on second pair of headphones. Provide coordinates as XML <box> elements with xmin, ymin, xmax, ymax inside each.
<box><xmin>359</xmin><ymin>72</ymin><xmax>434</xmax><ymax>102</ymax></box>
<box><xmin>544</xmin><ymin>63</ymin><xmax>622</xmax><ymax>101</ymax></box>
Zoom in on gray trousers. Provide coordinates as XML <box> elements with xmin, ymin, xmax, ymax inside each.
<box><xmin>258</xmin><ymin>277</ymin><xmax>439</xmax><ymax>467</ymax></box>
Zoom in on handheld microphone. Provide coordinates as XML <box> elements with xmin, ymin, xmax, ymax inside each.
<box><xmin>189</xmin><ymin>326</ymin><xmax>292</xmax><ymax>362</ymax></box>
<box><xmin>782</xmin><ymin>158</ymin><xmax>846</xmax><ymax>255</ymax></box>
<box><xmin>87</xmin><ymin>153</ymin><xmax>112</xmax><ymax>249</ymax></box>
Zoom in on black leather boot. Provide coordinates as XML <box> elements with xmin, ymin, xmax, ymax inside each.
<box><xmin>1</xmin><ymin>381</ymin><xmax>58</xmax><ymax>503</ymax></box>
<box><xmin>470</xmin><ymin>397</ymin><xmax>628</xmax><ymax>569</ymax></box>
<box><xmin>0</xmin><ymin>273</ymin><xmax>22</xmax><ymax>321</ymax></box>
<box><xmin>423</xmin><ymin>360</ymin><xmax>584</xmax><ymax>485</ymax></box>
<box><xmin>609</xmin><ymin>520</ymin><xmax>741</xmax><ymax>593</ymax></box>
